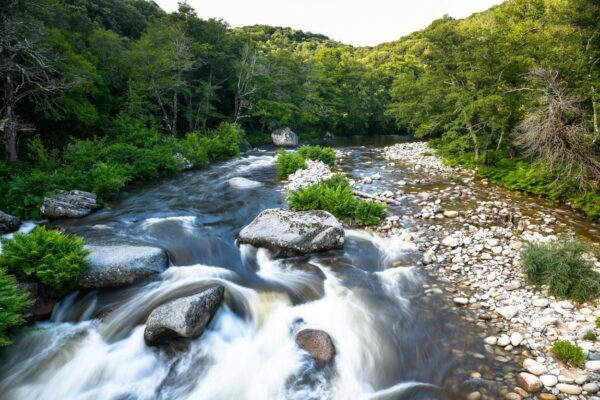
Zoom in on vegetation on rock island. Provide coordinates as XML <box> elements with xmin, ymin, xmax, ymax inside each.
<box><xmin>276</xmin><ymin>145</ymin><xmax>336</xmax><ymax>178</ymax></box>
<box><xmin>288</xmin><ymin>174</ymin><xmax>387</xmax><ymax>226</ymax></box>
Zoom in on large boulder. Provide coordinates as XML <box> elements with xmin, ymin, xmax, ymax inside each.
<box><xmin>78</xmin><ymin>245</ymin><xmax>169</xmax><ymax>288</ymax></box>
<box><xmin>238</xmin><ymin>209</ymin><xmax>344</xmax><ymax>256</ymax></box>
<box><xmin>295</xmin><ymin>329</ymin><xmax>336</xmax><ymax>364</ymax></box>
<box><xmin>0</xmin><ymin>211</ymin><xmax>21</xmax><ymax>234</ymax></box>
<box><xmin>40</xmin><ymin>190</ymin><xmax>98</xmax><ymax>219</ymax></box>
<box><xmin>272</xmin><ymin>127</ymin><xmax>298</xmax><ymax>147</ymax></box>
<box><xmin>144</xmin><ymin>286</ymin><xmax>225</xmax><ymax>346</ymax></box>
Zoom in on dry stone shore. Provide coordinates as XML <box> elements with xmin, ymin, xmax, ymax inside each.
<box><xmin>382</xmin><ymin>142</ymin><xmax>600</xmax><ymax>400</ymax></box>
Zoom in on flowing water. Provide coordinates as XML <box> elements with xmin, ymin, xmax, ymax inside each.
<box><xmin>5</xmin><ymin>136</ymin><xmax>590</xmax><ymax>400</ymax></box>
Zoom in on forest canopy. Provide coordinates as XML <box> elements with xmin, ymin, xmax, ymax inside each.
<box><xmin>1</xmin><ymin>0</ymin><xmax>599</xmax><ymax>217</ymax></box>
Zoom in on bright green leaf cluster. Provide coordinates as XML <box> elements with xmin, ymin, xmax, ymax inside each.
<box><xmin>551</xmin><ymin>340</ymin><xmax>585</xmax><ymax>366</ymax></box>
<box><xmin>0</xmin><ymin>269</ymin><xmax>31</xmax><ymax>346</ymax></box>
<box><xmin>297</xmin><ymin>145</ymin><xmax>336</xmax><ymax>165</ymax></box>
<box><xmin>287</xmin><ymin>174</ymin><xmax>386</xmax><ymax>226</ymax></box>
<box><xmin>0</xmin><ymin>227</ymin><xmax>90</xmax><ymax>298</ymax></box>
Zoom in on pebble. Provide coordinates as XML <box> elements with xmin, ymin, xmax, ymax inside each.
<box><xmin>586</xmin><ymin>360</ymin><xmax>600</xmax><ymax>371</ymax></box>
<box><xmin>540</xmin><ymin>374</ymin><xmax>558</xmax><ymax>387</ymax></box>
<box><xmin>523</xmin><ymin>358</ymin><xmax>547</xmax><ymax>376</ymax></box>
<box><xmin>556</xmin><ymin>383</ymin><xmax>581</xmax><ymax>395</ymax></box>
<box><xmin>517</xmin><ymin>372</ymin><xmax>542</xmax><ymax>393</ymax></box>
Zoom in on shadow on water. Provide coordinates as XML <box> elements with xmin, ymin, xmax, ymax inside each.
<box><xmin>0</xmin><ymin>137</ymin><xmax>517</xmax><ymax>400</ymax></box>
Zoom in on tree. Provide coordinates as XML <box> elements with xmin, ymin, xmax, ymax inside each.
<box><xmin>233</xmin><ymin>44</ymin><xmax>259</xmax><ymax>123</ymax></box>
<box><xmin>0</xmin><ymin>0</ymin><xmax>84</xmax><ymax>162</ymax></box>
<box><xmin>515</xmin><ymin>68</ymin><xmax>600</xmax><ymax>190</ymax></box>
<box><xmin>129</xmin><ymin>19</ymin><xmax>195</xmax><ymax>134</ymax></box>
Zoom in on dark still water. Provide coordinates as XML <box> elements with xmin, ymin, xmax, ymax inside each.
<box><xmin>0</xmin><ymin>136</ymin><xmax>511</xmax><ymax>400</ymax></box>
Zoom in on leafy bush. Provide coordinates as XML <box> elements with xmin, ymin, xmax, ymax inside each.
<box><xmin>276</xmin><ymin>151</ymin><xmax>307</xmax><ymax>178</ymax></box>
<box><xmin>287</xmin><ymin>174</ymin><xmax>386</xmax><ymax>226</ymax></box>
<box><xmin>298</xmin><ymin>145</ymin><xmax>336</xmax><ymax>165</ymax></box>
<box><xmin>0</xmin><ymin>227</ymin><xmax>90</xmax><ymax>298</ymax></box>
<box><xmin>0</xmin><ymin>124</ymin><xmax>245</xmax><ymax>219</ymax></box>
<box><xmin>0</xmin><ymin>268</ymin><xmax>32</xmax><ymax>346</ymax></box>
<box><xmin>583</xmin><ymin>332</ymin><xmax>597</xmax><ymax>341</ymax></box>
<box><xmin>354</xmin><ymin>200</ymin><xmax>387</xmax><ymax>226</ymax></box>
<box><xmin>520</xmin><ymin>237</ymin><xmax>600</xmax><ymax>303</ymax></box>
<box><xmin>596</xmin><ymin>317</ymin><xmax>600</xmax><ymax>329</ymax></box>
<box><xmin>184</xmin><ymin>123</ymin><xmax>244</xmax><ymax>165</ymax></box>
<box><xmin>552</xmin><ymin>340</ymin><xmax>585</xmax><ymax>366</ymax></box>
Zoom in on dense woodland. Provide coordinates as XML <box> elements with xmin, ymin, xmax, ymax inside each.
<box><xmin>1</xmin><ymin>0</ymin><xmax>599</xmax><ymax>219</ymax></box>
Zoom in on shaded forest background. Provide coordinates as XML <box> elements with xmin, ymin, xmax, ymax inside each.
<box><xmin>1</xmin><ymin>0</ymin><xmax>599</xmax><ymax>218</ymax></box>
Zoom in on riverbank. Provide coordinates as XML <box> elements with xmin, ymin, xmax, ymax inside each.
<box><xmin>380</xmin><ymin>142</ymin><xmax>600</xmax><ymax>400</ymax></box>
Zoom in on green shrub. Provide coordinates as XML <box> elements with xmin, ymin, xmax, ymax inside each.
<box><xmin>520</xmin><ymin>237</ymin><xmax>600</xmax><ymax>303</ymax></box>
<box><xmin>354</xmin><ymin>200</ymin><xmax>387</xmax><ymax>226</ymax></box>
<box><xmin>583</xmin><ymin>332</ymin><xmax>597</xmax><ymax>341</ymax></box>
<box><xmin>276</xmin><ymin>151</ymin><xmax>307</xmax><ymax>178</ymax></box>
<box><xmin>298</xmin><ymin>145</ymin><xmax>336</xmax><ymax>165</ymax></box>
<box><xmin>184</xmin><ymin>123</ymin><xmax>244</xmax><ymax>165</ymax></box>
<box><xmin>0</xmin><ymin>227</ymin><xmax>90</xmax><ymax>298</ymax></box>
<box><xmin>287</xmin><ymin>174</ymin><xmax>385</xmax><ymax>226</ymax></box>
<box><xmin>0</xmin><ymin>268</ymin><xmax>32</xmax><ymax>346</ymax></box>
<box><xmin>552</xmin><ymin>340</ymin><xmax>585</xmax><ymax>366</ymax></box>
<box><xmin>596</xmin><ymin>317</ymin><xmax>600</xmax><ymax>329</ymax></box>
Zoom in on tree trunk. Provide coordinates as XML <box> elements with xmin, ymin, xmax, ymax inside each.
<box><xmin>172</xmin><ymin>90</ymin><xmax>178</xmax><ymax>135</ymax></box>
<box><xmin>3</xmin><ymin>74</ymin><xmax>18</xmax><ymax>163</ymax></box>
<box><xmin>467</xmin><ymin>124</ymin><xmax>480</xmax><ymax>161</ymax></box>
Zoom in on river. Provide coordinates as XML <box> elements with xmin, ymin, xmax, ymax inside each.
<box><xmin>3</xmin><ymin>136</ymin><xmax>597</xmax><ymax>400</ymax></box>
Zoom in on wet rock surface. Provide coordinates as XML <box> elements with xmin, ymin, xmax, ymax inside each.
<box><xmin>0</xmin><ymin>210</ymin><xmax>20</xmax><ymax>234</ymax></box>
<box><xmin>238</xmin><ymin>208</ymin><xmax>345</xmax><ymax>256</ymax></box>
<box><xmin>40</xmin><ymin>190</ymin><xmax>98</xmax><ymax>219</ymax></box>
<box><xmin>144</xmin><ymin>286</ymin><xmax>225</xmax><ymax>346</ymax></box>
<box><xmin>78</xmin><ymin>245</ymin><xmax>169</xmax><ymax>288</ymax></box>
<box><xmin>295</xmin><ymin>328</ymin><xmax>336</xmax><ymax>364</ymax></box>
<box><xmin>272</xmin><ymin>126</ymin><xmax>298</xmax><ymax>147</ymax></box>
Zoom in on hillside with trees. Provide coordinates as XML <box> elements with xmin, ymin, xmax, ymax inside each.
<box><xmin>1</xmin><ymin>0</ymin><xmax>599</xmax><ymax>218</ymax></box>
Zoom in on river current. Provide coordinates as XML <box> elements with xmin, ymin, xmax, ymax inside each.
<box><xmin>0</xmin><ymin>136</ymin><xmax>551</xmax><ymax>400</ymax></box>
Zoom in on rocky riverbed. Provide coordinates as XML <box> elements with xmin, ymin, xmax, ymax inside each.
<box><xmin>284</xmin><ymin>141</ymin><xmax>600</xmax><ymax>399</ymax></box>
<box><xmin>377</xmin><ymin>142</ymin><xmax>600</xmax><ymax>400</ymax></box>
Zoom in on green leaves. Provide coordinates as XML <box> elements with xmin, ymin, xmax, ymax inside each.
<box><xmin>520</xmin><ymin>236</ymin><xmax>600</xmax><ymax>303</ymax></box>
<box><xmin>0</xmin><ymin>227</ymin><xmax>90</xmax><ymax>298</ymax></box>
<box><xmin>0</xmin><ymin>268</ymin><xmax>31</xmax><ymax>346</ymax></box>
<box><xmin>287</xmin><ymin>174</ymin><xmax>386</xmax><ymax>226</ymax></box>
<box><xmin>276</xmin><ymin>152</ymin><xmax>307</xmax><ymax>179</ymax></box>
<box><xmin>552</xmin><ymin>340</ymin><xmax>586</xmax><ymax>366</ymax></box>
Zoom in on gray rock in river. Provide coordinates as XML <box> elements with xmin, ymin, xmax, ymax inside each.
<box><xmin>295</xmin><ymin>329</ymin><xmax>336</xmax><ymax>364</ymax></box>
<box><xmin>238</xmin><ymin>209</ymin><xmax>344</xmax><ymax>256</ymax></box>
<box><xmin>144</xmin><ymin>286</ymin><xmax>225</xmax><ymax>346</ymax></box>
<box><xmin>229</xmin><ymin>177</ymin><xmax>263</xmax><ymax>189</ymax></box>
<box><xmin>40</xmin><ymin>190</ymin><xmax>98</xmax><ymax>219</ymax></box>
<box><xmin>271</xmin><ymin>127</ymin><xmax>298</xmax><ymax>147</ymax></box>
<box><xmin>78</xmin><ymin>245</ymin><xmax>169</xmax><ymax>288</ymax></box>
<box><xmin>0</xmin><ymin>210</ymin><xmax>21</xmax><ymax>234</ymax></box>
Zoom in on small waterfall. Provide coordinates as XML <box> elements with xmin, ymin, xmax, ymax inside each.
<box><xmin>0</xmin><ymin>143</ymin><xmax>502</xmax><ymax>400</ymax></box>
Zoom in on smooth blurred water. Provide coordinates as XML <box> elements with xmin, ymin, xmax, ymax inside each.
<box><xmin>0</xmin><ymin>137</ymin><xmax>509</xmax><ymax>400</ymax></box>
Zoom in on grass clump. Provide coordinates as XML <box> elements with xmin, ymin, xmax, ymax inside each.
<box><xmin>551</xmin><ymin>340</ymin><xmax>585</xmax><ymax>366</ymax></box>
<box><xmin>0</xmin><ymin>268</ymin><xmax>32</xmax><ymax>346</ymax></box>
<box><xmin>298</xmin><ymin>145</ymin><xmax>336</xmax><ymax>165</ymax></box>
<box><xmin>520</xmin><ymin>236</ymin><xmax>600</xmax><ymax>303</ymax></box>
<box><xmin>287</xmin><ymin>174</ymin><xmax>387</xmax><ymax>226</ymax></box>
<box><xmin>583</xmin><ymin>332</ymin><xmax>597</xmax><ymax>341</ymax></box>
<box><xmin>276</xmin><ymin>151</ymin><xmax>307</xmax><ymax>178</ymax></box>
<box><xmin>276</xmin><ymin>145</ymin><xmax>336</xmax><ymax>178</ymax></box>
<box><xmin>0</xmin><ymin>227</ymin><xmax>90</xmax><ymax>298</ymax></box>
<box><xmin>354</xmin><ymin>200</ymin><xmax>388</xmax><ymax>226</ymax></box>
